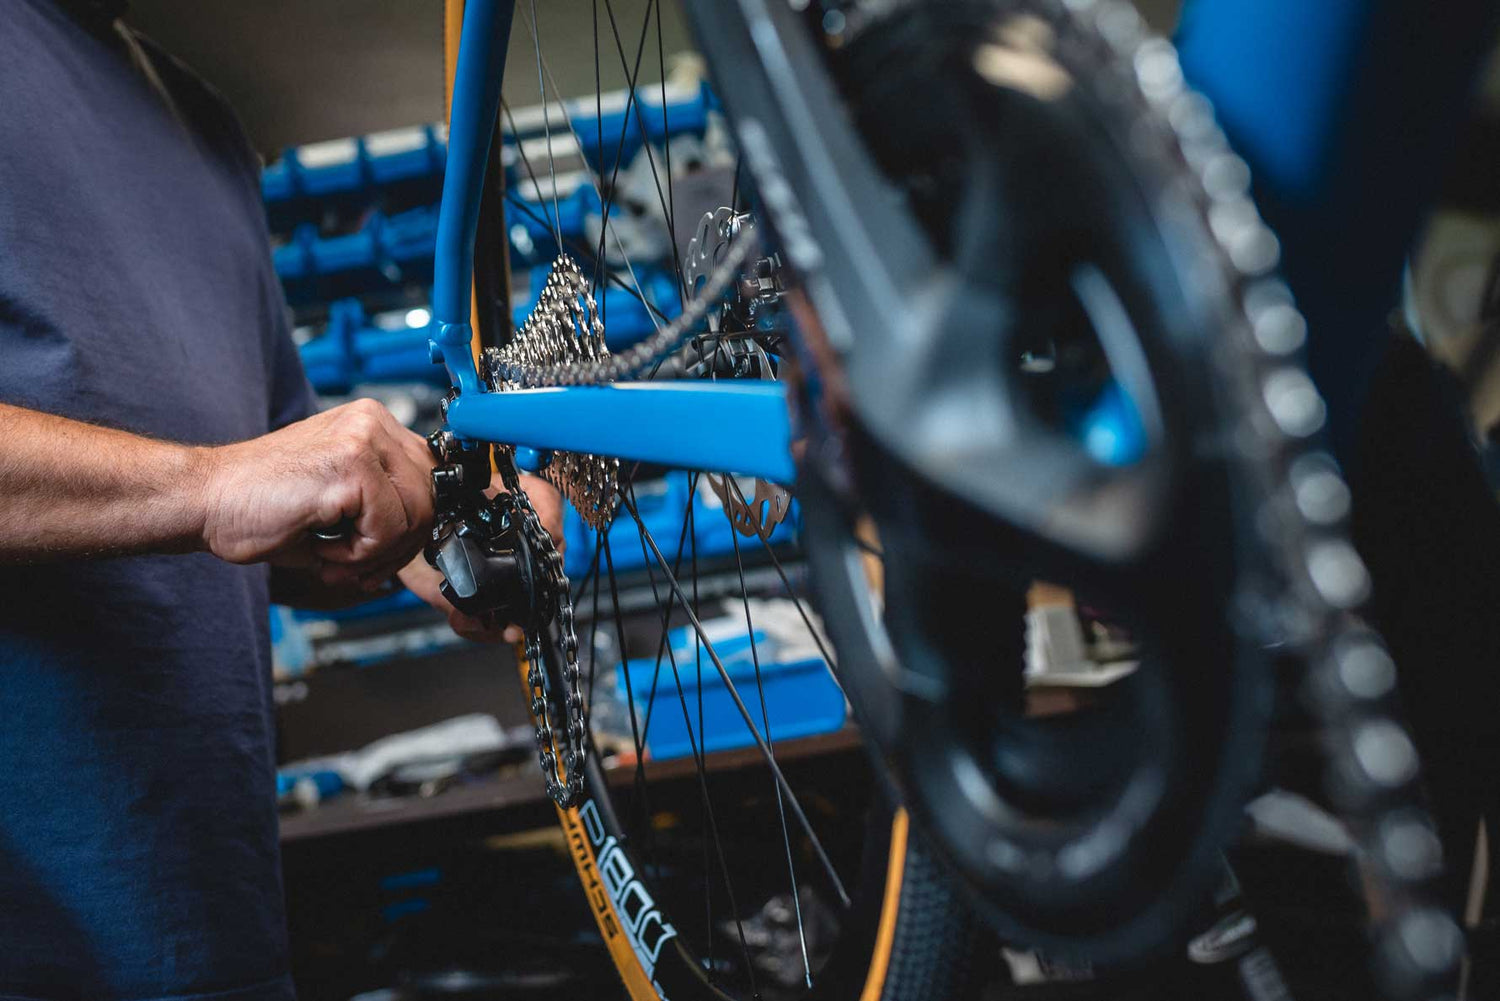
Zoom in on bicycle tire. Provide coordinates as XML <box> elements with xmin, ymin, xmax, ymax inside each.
<box><xmin>521</xmin><ymin>655</ymin><xmax>983</xmax><ymax>1001</ymax></box>
<box><xmin>430</xmin><ymin>0</ymin><xmax>994</xmax><ymax>994</ymax></box>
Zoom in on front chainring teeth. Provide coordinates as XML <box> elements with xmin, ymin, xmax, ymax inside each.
<box><xmin>1049</xmin><ymin>0</ymin><xmax>1454</xmax><ymax>989</ymax></box>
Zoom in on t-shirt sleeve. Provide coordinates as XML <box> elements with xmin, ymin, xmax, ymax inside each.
<box><xmin>267</xmin><ymin>299</ymin><xmax>318</xmax><ymax>430</ymax></box>
<box><xmin>135</xmin><ymin>33</ymin><xmax>319</xmax><ymax>432</ymax></box>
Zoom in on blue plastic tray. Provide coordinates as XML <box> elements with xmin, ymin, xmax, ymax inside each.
<box><xmin>617</xmin><ymin>625</ymin><xmax>843</xmax><ymax>761</ymax></box>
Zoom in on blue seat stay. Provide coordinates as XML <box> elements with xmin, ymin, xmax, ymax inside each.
<box><xmin>445</xmin><ymin>381</ymin><xmax>796</xmax><ymax>484</ymax></box>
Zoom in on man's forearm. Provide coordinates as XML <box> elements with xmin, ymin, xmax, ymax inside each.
<box><xmin>0</xmin><ymin>403</ymin><xmax>209</xmax><ymax>561</ymax></box>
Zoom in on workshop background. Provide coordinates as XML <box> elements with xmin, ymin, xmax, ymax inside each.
<box><xmin>111</xmin><ymin>2</ymin><xmax>1500</xmax><ymax>999</ymax></box>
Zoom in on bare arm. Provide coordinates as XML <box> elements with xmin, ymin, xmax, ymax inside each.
<box><xmin>0</xmin><ymin>402</ymin><xmax>209</xmax><ymax>559</ymax></box>
<box><xmin>0</xmin><ymin>398</ymin><xmax>435</xmax><ymax>590</ymax></box>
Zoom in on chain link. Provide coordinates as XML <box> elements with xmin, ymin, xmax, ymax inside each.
<box><xmin>1039</xmin><ymin>1</ymin><xmax>1457</xmax><ymax>994</ymax></box>
<box><xmin>498</xmin><ymin>443</ymin><xmax>587</xmax><ymax>809</ymax></box>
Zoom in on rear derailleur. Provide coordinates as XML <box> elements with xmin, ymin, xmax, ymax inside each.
<box><xmin>422</xmin><ymin>429</ymin><xmax>588</xmax><ymax>808</ymax></box>
<box><xmin>423</xmin><ymin>430</ymin><xmax>542</xmax><ymax>627</ymax></box>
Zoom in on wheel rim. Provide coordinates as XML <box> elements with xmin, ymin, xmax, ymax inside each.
<box><xmin>492</xmin><ymin>3</ymin><xmax>926</xmax><ymax>996</ymax></box>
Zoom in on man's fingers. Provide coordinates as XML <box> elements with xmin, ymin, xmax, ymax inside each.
<box><xmin>310</xmin><ymin>463</ymin><xmax>410</xmax><ymax>567</ymax></box>
<box><xmin>366</xmin><ymin>423</ymin><xmax>434</xmax><ymax>541</ymax></box>
<box><xmin>446</xmin><ymin>609</ymin><xmax>511</xmax><ymax>643</ymax></box>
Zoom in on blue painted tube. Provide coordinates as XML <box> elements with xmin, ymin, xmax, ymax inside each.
<box><xmin>445</xmin><ymin>381</ymin><xmax>796</xmax><ymax>484</ymax></box>
<box><xmin>430</xmin><ymin>0</ymin><xmax>516</xmax><ymax>392</ymax></box>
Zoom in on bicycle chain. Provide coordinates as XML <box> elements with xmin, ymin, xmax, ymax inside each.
<box><xmin>1021</xmin><ymin>1</ymin><xmax>1457</xmax><ymax>995</ymax></box>
<box><xmin>485</xmin><ymin>235</ymin><xmax>754</xmax><ymax>388</ymax></box>
<box><xmin>499</xmin><ymin>444</ymin><xmax>588</xmax><ymax>809</ymax></box>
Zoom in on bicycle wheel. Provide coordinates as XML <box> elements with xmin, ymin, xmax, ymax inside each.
<box><xmin>679</xmin><ymin>0</ymin><xmax>1463</xmax><ymax>992</ymax></box>
<box><xmin>437</xmin><ymin>2</ymin><xmax>988</xmax><ymax>998</ymax></box>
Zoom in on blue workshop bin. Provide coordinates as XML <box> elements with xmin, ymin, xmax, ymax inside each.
<box><xmin>299</xmin><ymin>138</ymin><xmax>367</xmax><ymax>197</ymax></box>
<box><xmin>617</xmin><ymin>624</ymin><xmax>844</xmax><ymax>761</ymax></box>
<box><xmin>365</xmin><ymin>125</ymin><xmax>446</xmax><ymax>185</ymax></box>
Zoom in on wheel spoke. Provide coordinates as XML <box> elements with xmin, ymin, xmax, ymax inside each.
<box><xmin>621</xmin><ymin>490</ymin><xmax>852</xmax><ymax>908</ymax></box>
<box><xmin>590</xmin><ymin>0</ymin><xmax>657</xmax><ymax>299</ymax></box>
<box><xmin>501</xmin><ymin>94</ymin><xmax>667</xmax><ymax>333</ymax></box>
<box><xmin>500</xmin><ymin>185</ymin><xmax>673</xmax><ymax>326</ymax></box>
<box><xmin>598</xmin><ymin>531</ymin><xmax>653</xmax><ymax>846</ymax></box>
<box><xmin>727</xmin><ymin>507</ymin><xmax>814</xmax><ymax>988</ymax></box>
<box><xmin>623</xmin><ymin>478</ymin><xmax>758</xmax><ymax>987</ymax></box>
<box><xmin>524</xmin><ymin>0</ymin><xmax>563</xmax><ymax>249</ymax></box>
<box><xmin>511</xmin><ymin>12</ymin><xmax>672</xmax><ymax>335</ymax></box>
<box><xmin>723</xmin><ymin>476</ymin><xmax>843</xmax><ymax>690</ymax></box>
<box><xmin>600</xmin><ymin>0</ymin><xmax>690</xmax><ymax>303</ymax></box>
<box><xmin>583</xmin><ymin>532</ymin><xmax>604</xmax><ymax>703</ymax></box>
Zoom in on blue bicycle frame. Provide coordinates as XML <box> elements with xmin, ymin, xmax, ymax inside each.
<box><xmin>430</xmin><ymin>0</ymin><xmax>1497</xmax><ymax>478</ymax></box>
<box><xmin>427</xmin><ymin>0</ymin><xmax>794</xmax><ymax>484</ymax></box>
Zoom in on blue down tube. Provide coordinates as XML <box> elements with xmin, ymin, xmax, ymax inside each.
<box><xmin>430</xmin><ymin>0</ymin><xmax>794</xmax><ymax>481</ymax></box>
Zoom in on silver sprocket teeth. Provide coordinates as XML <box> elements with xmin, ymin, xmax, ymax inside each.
<box><xmin>485</xmin><ymin>255</ymin><xmax>620</xmax><ymax>531</ymax></box>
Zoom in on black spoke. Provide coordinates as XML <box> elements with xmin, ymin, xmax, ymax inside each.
<box><xmin>686</xmin><ymin>476</ymin><xmax>712</xmax><ymax>979</ymax></box>
<box><xmin>621</xmin><ymin>491</ymin><xmax>852</xmax><ymax>908</ymax></box>
<box><xmin>599</xmin><ymin>530</ymin><xmax>654</xmax><ymax>849</ymax></box>
<box><xmin>590</xmin><ymin>0</ymin><xmax>657</xmax><ymax>298</ymax></box>
<box><xmin>655</xmin><ymin>0</ymin><xmax>685</xmax><ymax>310</ymax></box>
<box><xmin>501</xmin><ymin>100</ymin><xmax>561</xmax><ymax>236</ymax></box>
<box><xmin>501</xmin><ymin>187</ymin><xmax>674</xmax><ymax>326</ymax></box>
<box><xmin>584</xmin><ymin>533</ymin><xmax>604</xmax><ymax>704</ymax></box>
<box><xmin>625</xmin><ymin>479</ymin><xmax>757</xmax><ymax>988</ymax></box>
<box><xmin>725</xmin><ymin>476</ymin><xmax>844</xmax><ymax>690</ymax></box>
<box><xmin>501</xmin><ymin>96</ymin><xmax>672</xmax><ymax>330</ymax></box>
<box><xmin>591</xmin><ymin>0</ymin><xmax>606</xmax><ymax>292</ymax></box>
<box><xmin>727</xmin><ymin>505</ymin><xmax>814</xmax><ymax>987</ymax></box>
<box><xmin>601</xmin><ymin>0</ymin><xmax>691</xmax><ymax>303</ymax></box>
<box><xmin>516</xmin><ymin>12</ymin><xmax>672</xmax><ymax>335</ymax></box>
<box><xmin>633</xmin><ymin>474</ymin><xmax>699</xmax><ymax>753</ymax></box>
<box><xmin>524</xmin><ymin>0</ymin><xmax>563</xmax><ymax>249</ymax></box>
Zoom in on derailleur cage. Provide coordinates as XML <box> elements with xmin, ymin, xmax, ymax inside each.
<box><xmin>424</xmin><ymin>431</ymin><xmax>541</xmax><ymax>626</ymax></box>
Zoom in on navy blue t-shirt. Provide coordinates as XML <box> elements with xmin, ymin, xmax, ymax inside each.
<box><xmin>0</xmin><ymin>3</ymin><xmax>316</xmax><ymax>998</ymax></box>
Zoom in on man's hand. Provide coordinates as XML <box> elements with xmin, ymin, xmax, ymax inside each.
<box><xmin>400</xmin><ymin>472</ymin><xmax>564</xmax><ymax>643</ymax></box>
<box><xmin>200</xmin><ymin>398</ymin><xmax>435</xmax><ymax>590</ymax></box>
<box><xmin>0</xmin><ymin>399</ymin><xmax>433</xmax><ymax>570</ymax></box>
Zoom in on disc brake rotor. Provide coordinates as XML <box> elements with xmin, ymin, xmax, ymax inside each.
<box><xmin>684</xmin><ymin>208</ymin><xmax>795</xmax><ymax>540</ymax></box>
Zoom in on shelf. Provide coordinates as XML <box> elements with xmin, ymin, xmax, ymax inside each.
<box><xmin>278</xmin><ymin>725</ymin><xmax>863</xmax><ymax>844</ymax></box>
